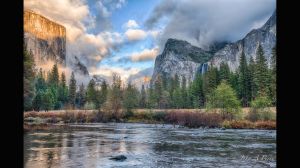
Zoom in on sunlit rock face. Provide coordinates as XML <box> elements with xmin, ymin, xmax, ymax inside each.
<box><xmin>24</xmin><ymin>10</ymin><xmax>66</xmax><ymax>66</ymax></box>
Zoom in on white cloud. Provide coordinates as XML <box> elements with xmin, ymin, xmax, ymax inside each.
<box><xmin>89</xmin><ymin>66</ymin><xmax>141</xmax><ymax>82</ymax></box>
<box><xmin>130</xmin><ymin>47</ymin><xmax>159</xmax><ymax>62</ymax></box>
<box><xmin>148</xmin><ymin>30</ymin><xmax>161</xmax><ymax>38</ymax></box>
<box><xmin>123</xmin><ymin>19</ymin><xmax>139</xmax><ymax>29</ymax></box>
<box><xmin>145</xmin><ymin>0</ymin><xmax>276</xmax><ymax>49</ymax></box>
<box><xmin>25</xmin><ymin>0</ymin><xmax>126</xmax><ymax>71</ymax></box>
<box><xmin>125</xmin><ymin>29</ymin><xmax>147</xmax><ymax>41</ymax></box>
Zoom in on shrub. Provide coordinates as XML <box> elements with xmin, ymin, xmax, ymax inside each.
<box><xmin>228</xmin><ymin>120</ymin><xmax>255</xmax><ymax>129</ymax></box>
<box><xmin>75</xmin><ymin>111</ymin><xmax>87</xmax><ymax>123</ymax></box>
<box><xmin>84</xmin><ymin>102</ymin><xmax>96</xmax><ymax>110</ymax></box>
<box><xmin>62</xmin><ymin>111</ymin><xmax>76</xmax><ymax>123</ymax></box>
<box><xmin>152</xmin><ymin>111</ymin><xmax>167</xmax><ymax>122</ymax></box>
<box><xmin>165</xmin><ymin>111</ymin><xmax>223</xmax><ymax>128</ymax></box>
<box><xmin>255</xmin><ymin>121</ymin><xmax>276</xmax><ymax>129</ymax></box>
<box><xmin>248</xmin><ymin>96</ymin><xmax>274</xmax><ymax>121</ymax></box>
<box><xmin>124</xmin><ymin>110</ymin><xmax>134</xmax><ymax>119</ymax></box>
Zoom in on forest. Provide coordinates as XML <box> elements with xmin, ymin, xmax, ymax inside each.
<box><xmin>24</xmin><ymin>44</ymin><xmax>276</xmax><ymax>121</ymax></box>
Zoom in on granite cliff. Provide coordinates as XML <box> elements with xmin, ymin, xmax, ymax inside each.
<box><xmin>24</xmin><ymin>10</ymin><xmax>66</xmax><ymax>65</ymax></box>
<box><xmin>151</xmin><ymin>10</ymin><xmax>276</xmax><ymax>85</ymax></box>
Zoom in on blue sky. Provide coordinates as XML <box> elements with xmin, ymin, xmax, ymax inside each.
<box><xmin>25</xmin><ymin>0</ymin><xmax>276</xmax><ymax>84</ymax></box>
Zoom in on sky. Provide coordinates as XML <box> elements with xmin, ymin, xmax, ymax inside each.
<box><xmin>24</xmin><ymin>0</ymin><xmax>276</xmax><ymax>85</ymax></box>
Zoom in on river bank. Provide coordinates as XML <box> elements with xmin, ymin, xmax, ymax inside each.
<box><xmin>24</xmin><ymin>109</ymin><xmax>276</xmax><ymax>130</ymax></box>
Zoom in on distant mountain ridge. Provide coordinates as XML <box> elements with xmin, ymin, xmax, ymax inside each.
<box><xmin>151</xmin><ymin>10</ymin><xmax>276</xmax><ymax>85</ymax></box>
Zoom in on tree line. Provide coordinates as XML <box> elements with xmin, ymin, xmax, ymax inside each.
<box><xmin>24</xmin><ymin>43</ymin><xmax>276</xmax><ymax>112</ymax></box>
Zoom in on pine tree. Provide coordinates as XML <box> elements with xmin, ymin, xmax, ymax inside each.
<box><xmin>207</xmin><ymin>81</ymin><xmax>241</xmax><ymax>120</ymax></box>
<box><xmin>181</xmin><ymin>76</ymin><xmax>188</xmax><ymax>108</ymax></box>
<box><xmin>160</xmin><ymin>90</ymin><xmax>170</xmax><ymax>109</ymax></box>
<box><xmin>204</xmin><ymin>65</ymin><xmax>217</xmax><ymax>96</ymax></box>
<box><xmin>254</xmin><ymin>44</ymin><xmax>270</xmax><ymax>96</ymax></box>
<box><xmin>218</xmin><ymin>62</ymin><xmax>230</xmax><ymax>83</ymax></box>
<box><xmin>76</xmin><ymin>83</ymin><xmax>86</xmax><ymax>109</ymax></box>
<box><xmin>123</xmin><ymin>82</ymin><xmax>139</xmax><ymax>113</ymax></box>
<box><xmin>269</xmin><ymin>46</ymin><xmax>276</xmax><ymax>104</ymax></box>
<box><xmin>154</xmin><ymin>74</ymin><xmax>163</xmax><ymax>108</ymax></box>
<box><xmin>68</xmin><ymin>72</ymin><xmax>77</xmax><ymax>108</ymax></box>
<box><xmin>248</xmin><ymin>55</ymin><xmax>257</xmax><ymax>100</ymax></box>
<box><xmin>86</xmin><ymin>79</ymin><xmax>97</xmax><ymax>108</ymax></box>
<box><xmin>49</xmin><ymin>64</ymin><xmax>59</xmax><ymax>87</ymax></box>
<box><xmin>162</xmin><ymin>73</ymin><xmax>168</xmax><ymax>91</ymax></box>
<box><xmin>42</xmin><ymin>89</ymin><xmax>54</xmax><ymax>111</ymax></box>
<box><xmin>140</xmin><ymin>84</ymin><xmax>146</xmax><ymax>108</ymax></box>
<box><xmin>32</xmin><ymin>90</ymin><xmax>43</xmax><ymax>111</ymax></box>
<box><xmin>24</xmin><ymin>47</ymin><xmax>36</xmax><ymax>111</ymax></box>
<box><xmin>57</xmin><ymin>72</ymin><xmax>68</xmax><ymax>107</ymax></box>
<box><xmin>107</xmin><ymin>73</ymin><xmax>122</xmax><ymax>119</ymax></box>
<box><xmin>172</xmin><ymin>87</ymin><xmax>182</xmax><ymax>109</ymax></box>
<box><xmin>237</xmin><ymin>51</ymin><xmax>251</xmax><ymax>106</ymax></box>
<box><xmin>35</xmin><ymin>68</ymin><xmax>46</xmax><ymax>92</ymax></box>
<box><xmin>99</xmin><ymin>80</ymin><xmax>108</xmax><ymax>107</ymax></box>
<box><xmin>148</xmin><ymin>85</ymin><xmax>156</xmax><ymax>108</ymax></box>
<box><xmin>190</xmin><ymin>74</ymin><xmax>205</xmax><ymax>108</ymax></box>
<box><xmin>169</xmin><ymin>74</ymin><xmax>180</xmax><ymax>108</ymax></box>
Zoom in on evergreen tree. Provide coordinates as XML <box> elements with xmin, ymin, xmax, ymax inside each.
<box><xmin>123</xmin><ymin>83</ymin><xmax>139</xmax><ymax>113</ymax></box>
<box><xmin>154</xmin><ymin>75</ymin><xmax>163</xmax><ymax>108</ymax></box>
<box><xmin>204</xmin><ymin>65</ymin><xmax>218</xmax><ymax>96</ymax></box>
<box><xmin>49</xmin><ymin>64</ymin><xmax>59</xmax><ymax>87</ymax></box>
<box><xmin>140</xmin><ymin>84</ymin><xmax>146</xmax><ymax>108</ymax></box>
<box><xmin>107</xmin><ymin>73</ymin><xmax>122</xmax><ymax>119</ymax></box>
<box><xmin>76</xmin><ymin>83</ymin><xmax>86</xmax><ymax>108</ymax></box>
<box><xmin>99</xmin><ymin>80</ymin><xmax>108</xmax><ymax>107</ymax></box>
<box><xmin>57</xmin><ymin>72</ymin><xmax>68</xmax><ymax>107</ymax></box>
<box><xmin>237</xmin><ymin>51</ymin><xmax>251</xmax><ymax>106</ymax></box>
<box><xmin>181</xmin><ymin>76</ymin><xmax>188</xmax><ymax>108</ymax></box>
<box><xmin>254</xmin><ymin>44</ymin><xmax>270</xmax><ymax>96</ymax></box>
<box><xmin>207</xmin><ymin>81</ymin><xmax>241</xmax><ymax>120</ymax></box>
<box><xmin>32</xmin><ymin>90</ymin><xmax>43</xmax><ymax>111</ymax></box>
<box><xmin>172</xmin><ymin>87</ymin><xmax>183</xmax><ymax>109</ymax></box>
<box><xmin>162</xmin><ymin>73</ymin><xmax>168</xmax><ymax>91</ymax></box>
<box><xmin>229</xmin><ymin>71</ymin><xmax>239</xmax><ymax>94</ymax></box>
<box><xmin>190</xmin><ymin>74</ymin><xmax>205</xmax><ymax>108</ymax></box>
<box><xmin>169</xmin><ymin>74</ymin><xmax>180</xmax><ymax>108</ymax></box>
<box><xmin>248</xmin><ymin>55</ymin><xmax>257</xmax><ymax>100</ymax></box>
<box><xmin>86</xmin><ymin>79</ymin><xmax>97</xmax><ymax>107</ymax></box>
<box><xmin>42</xmin><ymin>89</ymin><xmax>54</xmax><ymax>111</ymax></box>
<box><xmin>160</xmin><ymin>90</ymin><xmax>170</xmax><ymax>109</ymax></box>
<box><xmin>269</xmin><ymin>46</ymin><xmax>276</xmax><ymax>104</ymax></box>
<box><xmin>35</xmin><ymin>68</ymin><xmax>46</xmax><ymax>92</ymax></box>
<box><xmin>148</xmin><ymin>85</ymin><xmax>157</xmax><ymax>108</ymax></box>
<box><xmin>218</xmin><ymin>62</ymin><xmax>230</xmax><ymax>83</ymax></box>
<box><xmin>68</xmin><ymin>72</ymin><xmax>77</xmax><ymax>108</ymax></box>
<box><xmin>24</xmin><ymin>47</ymin><xmax>36</xmax><ymax>111</ymax></box>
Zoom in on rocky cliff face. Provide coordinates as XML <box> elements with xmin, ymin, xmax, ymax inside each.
<box><xmin>24</xmin><ymin>10</ymin><xmax>66</xmax><ymax>65</ymax></box>
<box><xmin>208</xmin><ymin>10</ymin><xmax>276</xmax><ymax>71</ymax></box>
<box><xmin>152</xmin><ymin>10</ymin><xmax>276</xmax><ymax>84</ymax></box>
<box><xmin>151</xmin><ymin>38</ymin><xmax>213</xmax><ymax>85</ymax></box>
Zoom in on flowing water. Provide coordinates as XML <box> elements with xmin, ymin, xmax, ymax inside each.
<box><xmin>24</xmin><ymin>123</ymin><xmax>276</xmax><ymax>168</ymax></box>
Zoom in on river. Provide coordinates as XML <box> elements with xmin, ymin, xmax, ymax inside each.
<box><xmin>24</xmin><ymin>123</ymin><xmax>276</xmax><ymax>167</ymax></box>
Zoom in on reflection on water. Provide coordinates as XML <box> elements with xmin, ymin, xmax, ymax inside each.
<box><xmin>24</xmin><ymin>123</ymin><xmax>276</xmax><ymax>168</ymax></box>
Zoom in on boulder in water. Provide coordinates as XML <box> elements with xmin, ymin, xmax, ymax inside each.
<box><xmin>109</xmin><ymin>155</ymin><xmax>127</xmax><ymax>161</ymax></box>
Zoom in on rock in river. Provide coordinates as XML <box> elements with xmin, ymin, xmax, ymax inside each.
<box><xmin>109</xmin><ymin>155</ymin><xmax>127</xmax><ymax>161</ymax></box>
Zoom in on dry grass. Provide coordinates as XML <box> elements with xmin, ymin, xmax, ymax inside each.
<box><xmin>24</xmin><ymin>109</ymin><xmax>276</xmax><ymax>129</ymax></box>
<box><xmin>165</xmin><ymin>111</ymin><xmax>223</xmax><ymax>128</ymax></box>
<box><xmin>221</xmin><ymin>120</ymin><xmax>276</xmax><ymax>130</ymax></box>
